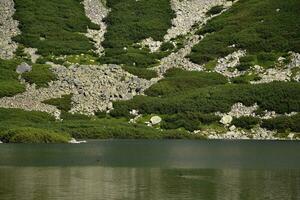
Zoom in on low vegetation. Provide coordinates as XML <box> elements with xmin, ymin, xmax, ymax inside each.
<box><xmin>13</xmin><ymin>0</ymin><xmax>99</xmax><ymax>56</ymax></box>
<box><xmin>189</xmin><ymin>0</ymin><xmax>300</xmax><ymax>66</ymax></box>
<box><xmin>0</xmin><ymin>108</ymin><xmax>203</xmax><ymax>142</ymax></box>
<box><xmin>0</xmin><ymin>128</ymin><xmax>70</xmax><ymax>143</ymax></box>
<box><xmin>112</xmin><ymin>82</ymin><xmax>300</xmax><ymax>117</ymax></box>
<box><xmin>22</xmin><ymin>64</ymin><xmax>57</xmax><ymax>88</ymax></box>
<box><xmin>262</xmin><ymin>114</ymin><xmax>300</xmax><ymax>133</ymax></box>
<box><xmin>145</xmin><ymin>69</ymin><xmax>228</xmax><ymax>96</ymax></box>
<box><xmin>232</xmin><ymin>116</ymin><xmax>261</xmax><ymax>129</ymax></box>
<box><xmin>43</xmin><ymin>95</ymin><xmax>73</xmax><ymax>112</ymax></box>
<box><xmin>0</xmin><ymin>59</ymin><xmax>25</xmax><ymax>97</ymax></box>
<box><xmin>101</xmin><ymin>0</ymin><xmax>174</xmax><ymax>68</ymax></box>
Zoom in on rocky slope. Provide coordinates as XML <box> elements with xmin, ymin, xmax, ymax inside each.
<box><xmin>0</xmin><ymin>0</ymin><xmax>299</xmax><ymax>140</ymax></box>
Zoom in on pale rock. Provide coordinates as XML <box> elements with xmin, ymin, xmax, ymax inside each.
<box><xmin>220</xmin><ymin>115</ymin><xmax>233</xmax><ymax>125</ymax></box>
<box><xmin>150</xmin><ymin>116</ymin><xmax>162</xmax><ymax>125</ymax></box>
<box><xmin>16</xmin><ymin>62</ymin><xmax>32</xmax><ymax>74</ymax></box>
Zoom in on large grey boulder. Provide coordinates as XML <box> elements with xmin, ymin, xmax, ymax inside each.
<box><xmin>16</xmin><ymin>62</ymin><xmax>32</xmax><ymax>74</ymax></box>
<box><xmin>150</xmin><ymin>116</ymin><xmax>162</xmax><ymax>125</ymax></box>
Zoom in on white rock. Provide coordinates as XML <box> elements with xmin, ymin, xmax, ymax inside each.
<box><xmin>229</xmin><ymin>125</ymin><xmax>236</xmax><ymax>131</ymax></box>
<box><xmin>0</xmin><ymin>140</ymin><xmax>3</xmax><ymax>144</ymax></box>
<box><xmin>288</xmin><ymin>133</ymin><xmax>294</xmax><ymax>140</ymax></box>
<box><xmin>150</xmin><ymin>116</ymin><xmax>162</xmax><ymax>125</ymax></box>
<box><xmin>220</xmin><ymin>115</ymin><xmax>233</xmax><ymax>125</ymax></box>
<box><xmin>69</xmin><ymin>138</ymin><xmax>87</xmax><ymax>144</ymax></box>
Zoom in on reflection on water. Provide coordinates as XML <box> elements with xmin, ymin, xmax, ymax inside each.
<box><xmin>0</xmin><ymin>140</ymin><xmax>300</xmax><ymax>200</ymax></box>
<box><xmin>0</xmin><ymin>167</ymin><xmax>299</xmax><ymax>200</ymax></box>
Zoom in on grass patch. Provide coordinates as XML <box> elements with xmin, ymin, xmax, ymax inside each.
<box><xmin>101</xmin><ymin>0</ymin><xmax>174</xmax><ymax>68</ymax></box>
<box><xmin>22</xmin><ymin>64</ymin><xmax>57</xmax><ymax>88</ymax></box>
<box><xmin>189</xmin><ymin>0</ymin><xmax>300</xmax><ymax>65</ymax></box>
<box><xmin>13</xmin><ymin>0</ymin><xmax>99</xmax><ymax>56</ymax></box>
<box><xmin>0</xmin><ymin>59</ymin><xmax>25</xmax><ymax>97</ymax></box>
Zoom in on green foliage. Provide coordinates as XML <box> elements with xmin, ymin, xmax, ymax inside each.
<box><xmin>0</xmin><ymin>127</ymin><xmax>70</xmax><ymax>143</ymax></box>
<box><xmin>22</xmin><ymin>64</ymin><xmax>56</xmax><ymax>88</ymax></box>
<box><xmin>13</xmin><ymin>0</ymin><xmax>98</xmax><ymax>56</ymax></box>
<box><xmin>262</xmin><ymin>114</ymin><xmax>300</xmax><ymax>132</ymax></box>
<box><xmin>0</xmin><ymin>59</ymin><xmax>25</xmax><ymax>97</ymax></box>
<box><xmin>0</xmin><ymin>108</ymin><xmax>198</xmax><ymax>142</ymax></box>
<box><xmin>145</xmin><ymin>68</ymin><xmax>228</xmax><ymax>96</ymax></box>
<box><xmin>162</xmin><ymin>112</ymin><xmax>221</xmax><ymax>131</ymax></box>
<box><xmin>206</xmin><ymin>5</ymin><xmax>224</xmax><ymax>16</ymax></box>
<box><xmin>43</xmin><ymin>95</ymin><xmax>72</xmax><ymax>112</ymax></box>
<box><xmin>190</xmin><ymin>0</ymin><xmax>300</xmax><ymax>65</ymax></box>
<box><xmin>160</xmin><ymin>42</ymin><xmax>175</xmax><ymax>51</ymax></box>
<box><xmin>232</xmin><ymin>116</ymin><xmax>261</xmax><ymax>129</ymax></box>
<box><xmin>101</xmin><ymin>0</ymin><xmax>174</xmax><ymax>68</ymax></box>
<box><xmin>122</xmin><ymin>66</ymin><xmax>157</xmax><ymax>80</ymax></box>
<box><xmin>113</xmin><ymin>82</ymin><xmax>300</xmax><ymax>117</ymax></box>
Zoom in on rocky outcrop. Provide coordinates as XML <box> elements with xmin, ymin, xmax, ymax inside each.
<box><xmin>139</xmin><ymin>38</ymin><xmax>162</xmax><ymax>53</ymax></box>
<box><xmin>0</xmin><ymin>63</ymin><xmax>156</xmax><ymax>117</ymax></box>
<box><xmin>83</xmin><ymin>0</ymin><xmax>110</xmax><ymax>56</ymax></box>
<box><xmin>23</xmin><ymin>48</ymin><xmax>40</xmax><ymax>63</ymax></box>
<box><xmin>248</xmin><ymin>52</ymin><xmax>300</xmax><ymax>84</ymax></box>
<box><xmin>164</xmin><ymin>0</ymin><xmax>233</xmax><ymax>41</ymax></box>
<box><xmin>154</xmin><ymin>35</ymin><xmax>204</xmax><ymax>75</ymax></box>
<box><xmin>0</xmin><ymin>0</ymin><xmax>20</xmax><ymax>59</ymax></box>
<box><xmin>214</xmin><ymin>50</ymin><xmax>247</xmax><ymax>77</ymax></box>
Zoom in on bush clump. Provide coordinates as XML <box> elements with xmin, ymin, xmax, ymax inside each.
<box><xmin>43</xmin><ymin>95</ymin><xmax>72</xmax><ymax>112</ymax></box>
<box><xmin>22</xmin><ymin>64</ymin><xmax>57</xmax><ymax>88</ymax></box>
<box><xmin>190</xmin><ymin>0</ymin><xmax>300</xmax><ymax>65</ymax></box>
<box><xmin>0</xmin><ymin>59</ymin><xmax>25</xmax><ymax>97</ymax></box>
<box><xmin>0</xmin><ymin>128</ymin><xmax>71</xmax><ymax>143</ymax></box>
<box><xmin>262</xmin><ymin>114</ymin><xmax>300</xmax><ymax>133</ymax></box>
<box><xmin>14</xmin><ymin>0</ymin><xmax>98</xmax><ymax>56</ymax></box>
<box><xmin>206</xmin><ymin>5</ymin><xmax>224</xmax><ymax>16</ymax></box>
<box><xmin>232</xmin><ymin>116</ymin><xmax>261</xmax><ymax>129</ymax></box>
<box><xmin>101</xmin><ymin>0</ymin><xmax>174</xmax><ymax>68</ymax></box>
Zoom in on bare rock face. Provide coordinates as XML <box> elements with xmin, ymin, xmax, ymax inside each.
<box><xmin>0</xmin><ymin>0</ymin><xmax>20</xmax><ymax>59</ymax></box>
<box><xmin>16</xmin><ymin>62</ymin><xmax>32</xmax><ymax>74</ymax></box>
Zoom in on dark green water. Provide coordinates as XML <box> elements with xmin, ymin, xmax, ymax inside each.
<box><xmin>0</xmin><ymin>140</ymin><xmax>300</xmax><ymax>200</ymax></box>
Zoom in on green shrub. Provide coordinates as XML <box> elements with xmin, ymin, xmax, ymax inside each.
<box><xmin>162</xmin><ymin>112</ymin><xmax>221</xmax><ymax>131</ymax></box>
<box><xmin>22</xmin><ymin>64</ymin><xmax>57</xmax><ymax>88</ymax></box>
<box><xmin>113</xmin><ymin>82</ymin><xmax>300</xmax><ymax>117</ymax></box>
<box><xmin>101</xmin><ymin>0</ymin><xmax>174</xmax><ymax>68</ymax></box>
<box><xmin>122</xmin><ymin>66</ymin><xmax>157</xmax><ymax>80</ymax></box>
<box><xmin>262</xmin><ymin>114</ymin><xmax>300</xmax><ymax>132</ymax></box>
<box><xmin>160</xmin><ymin>42</ymin><xmax>175</xmax><ymax>51</ymax></box>
<box><xmin>232</xmin><ymin>116</ymin><xmax>261</xmax><ymax>129</ymax></box>
<box><xmin>0</xmin><ymin>59</ymin><xmax>25</xmax><ymax>97</ymax></box>
<box><xmin>206</xmin><ymin>5</ymin><xmax>224</xmax><ymax>16</ymax></box>
<box><xmin>14</xmin><ymin>0</ymin><xmax>98</xmax><ymax>56</ymax></box>
<box><xmin>43</xmin><ymin>95</ymin><xmax>72</xmax><ymax>112</ymax></box>
<box><xmin>0</xmin><ymin>127</ymin><xmax>70</xmax><ymax>143</ymax></box>
<box><xmin>190</xmin><ymin>0</ymin><xmax>300</xmax><ymax>65</ymax></box>
<box><xmin>145</xmin><ymin>68</ymin><xmax>228</xmax><ymax>96</ymax></box>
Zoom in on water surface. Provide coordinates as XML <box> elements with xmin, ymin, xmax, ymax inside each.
<box><xmin>0</xmin><ymin>140</ymin><xmax>299</xmax><ymax>200</ymax></box>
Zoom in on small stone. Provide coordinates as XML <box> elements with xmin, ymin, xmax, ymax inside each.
<box><xmin>150</xmin><ymin>116</ymin><xmax>162</xmax><ymax>125</ymax></box>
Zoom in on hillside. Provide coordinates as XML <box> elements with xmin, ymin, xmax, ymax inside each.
<box><xmin>0</xmin><ymin>0</ymin><xmax>299</xmax><ymax>143</ymax></box>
